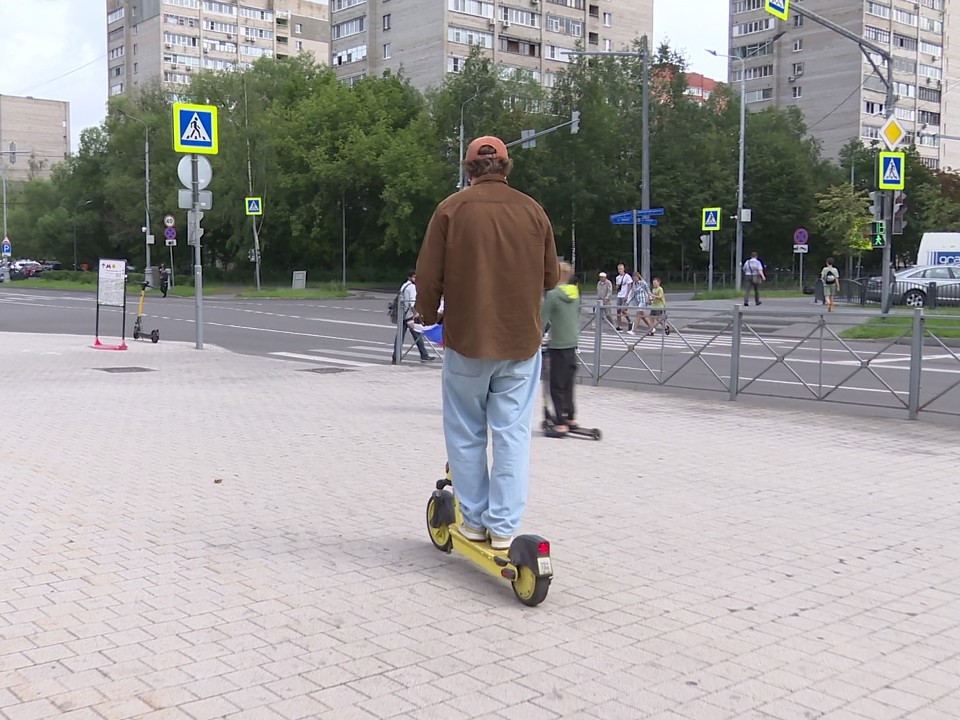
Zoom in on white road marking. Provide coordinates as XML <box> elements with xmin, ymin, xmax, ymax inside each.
<box><xmin>268</xmin><ymin>352</ymin><xmax>376</xmax><ymax>367</ymax></box>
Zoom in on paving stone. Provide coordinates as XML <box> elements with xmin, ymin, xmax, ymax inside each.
<box><xmin>3</xmin><ymin>331</ymin><xmax>960</xmax><ymax>720</ymax></box>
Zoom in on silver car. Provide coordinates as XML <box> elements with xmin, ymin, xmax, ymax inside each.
<box><xmin>866</xmin><ymin>264</ymin><xmax>960</xmax><ymax>307</ymax></box>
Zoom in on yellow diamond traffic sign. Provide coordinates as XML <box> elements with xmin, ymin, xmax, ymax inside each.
<box><xmin>880</xmin><ymin>116</ymin><xmax>906</xmax><ymax>151</ymax></box>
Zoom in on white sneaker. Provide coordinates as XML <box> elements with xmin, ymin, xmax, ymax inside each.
<box><xmin>627</xmin><ymin>330</ymin><xmax>636</xmax><ymax>336</ymax></box>
<box><xmin>489</xmin><ymin>535</ymin><xmax>514</xmax><ymax>551</ymax></box>
<box><xmin>459</xmin><ymin>524</ymin><xmax>487</xmax><ymax>542</ymax></box>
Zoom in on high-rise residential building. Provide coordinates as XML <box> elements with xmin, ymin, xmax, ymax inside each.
<box><xmin>727</xmin><ymin>0</ymin><xmax>955</xmax><ymax>171</ymax></box>
<box><xmin>0</xmin><ymin>95</ymin><xmax>71</xmax><ymax>182</ymax></box>
<box><xmin>683</xmin><ymin>72</ymin><xmax>720</xmax><ymax>105</ymax></box>
<box><xmin>105</xmin><ymin>0</ymin><xmax>330</xmax><ymax>98</ymax></box>
<box><xmin>329</xmin><ymin>0</ymin><xmax>654</xmax><ymax>91</ymax></box>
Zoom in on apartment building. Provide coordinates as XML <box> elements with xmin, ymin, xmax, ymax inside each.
<box><xmin>0</xmin><ymin>95</ymin><xmax>71</xmax><ymax>182</ymax></box>
<box><xmin>684</xmin><ymin>72</ymin><xmax>720</xmax><ymax>105</ymax></box>
<box><xmin>727</xmin><ymin>0</ymin><xmax>957</xmax><ymax>172</ymax></box>
<box><xmin>329</xmin><ymin>0</ymin><xmax>654</xmax><ymax>91</ymax></box>
<box><xmin>106</xmin><ymin>0</ymin><xmax>330</xmax><ymax>97</ymax></box>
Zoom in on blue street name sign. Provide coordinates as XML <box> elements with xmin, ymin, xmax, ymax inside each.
<box><xmin>611</xmin><ymin>216</ymin><xmax>658</xmax><ymax>226</ymax></box>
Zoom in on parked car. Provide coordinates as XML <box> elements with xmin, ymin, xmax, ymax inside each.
<box><xmin>865</xmin><ymin>264</ymin><xmax>960</xmax><ymax>307</ymax></box>
<box><xmin>41</xmin><ymin>260</ymin><xmax>62</xmax><ymax>271</ymax></box>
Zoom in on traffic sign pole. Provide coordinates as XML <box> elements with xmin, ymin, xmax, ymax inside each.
<box><xmin>708</xmin><ymin>231</ymin><xmax>714</xmax><ymax>292</ymax></box>
<box><xmin>632</xmin><ymin>210</ymin><xmax>638</xmax><ymax>275</ymax></box>
<box><xmin>192</xmin><ymin>154</ymin><xmax>204</xmax><ymax>350</ymax></box>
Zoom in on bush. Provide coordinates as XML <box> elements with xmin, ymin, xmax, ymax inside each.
<box><xmin>39</xmin><ymin>271</ymin><xmax>97</xmax><ymax>284</ymax></box>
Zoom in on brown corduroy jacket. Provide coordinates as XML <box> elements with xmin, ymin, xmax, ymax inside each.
<box><xmin>415</xmin><ymin>175</ymin><xmax>560</xmax><ymax>360</ymax></box>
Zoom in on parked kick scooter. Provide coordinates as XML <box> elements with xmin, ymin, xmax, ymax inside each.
<box><xmin>426</xmin><ymin>463</ymin><xmax>553</xmax><ymax>606</ymax></box>
<box><xmin>540</xmin><ymin>345</ymin><xmax>601</xmax><ymax>440</ymax></box>
<box><xmin>132</xmin><ymin>281</ymin><xmax>160</xmax><ymax>343</ymax></box>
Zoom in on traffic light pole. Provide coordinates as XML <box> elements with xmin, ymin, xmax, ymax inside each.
<box><xmin>789</xmin><ymin>4</ymin><xmax>895</xmax><ymax>313</ymax></box>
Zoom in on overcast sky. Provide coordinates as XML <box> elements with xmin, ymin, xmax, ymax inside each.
<box><xmin>0</xmin><ymin>0</ymin><xmax>729</xmax><ymax>152</ymax></box>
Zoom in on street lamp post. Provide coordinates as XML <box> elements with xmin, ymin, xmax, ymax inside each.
<box><xmin>708</xmin><ymin>50</ymin><xmax>746</xmax><ymax>292</ymax></box>
<box><xmin>708</xmin><ymin>32</ymin><xmax>783</xmax><ymax>292</ymax></box>
<box><xmin>117</xmin><ymin>110</ymin><xmax>152</xmax><ymax>286</ymax></box>
<box><xmin>73</xmin><ymin>200</ymin><xmax>93</xmax><ymax>271</ymax></box>
<box><xmin>458</xmin><ymin>91</ymin><xmax>482</xmax><ymax>190</ymax></box>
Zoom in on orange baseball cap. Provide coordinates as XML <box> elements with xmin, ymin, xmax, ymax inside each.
<box><xmin>465</xmin><ymin>136</ymin><xmax>509</xmax><ymax>162</ymax></box>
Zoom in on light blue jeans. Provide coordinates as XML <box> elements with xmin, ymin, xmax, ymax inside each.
<box><xmin>442</xmin><ymin>348</ymin><xmax>541</xmax><ymax>539</ymax></box>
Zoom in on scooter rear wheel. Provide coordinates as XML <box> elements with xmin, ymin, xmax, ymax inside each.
<box><xmin>150</xmin><ymin>330</ymin><xmax>160</xmax><ymax>343</ymax></box>
<box><xmin>512</xmin><ymin>565</ymin><xmax>550</xmax><ymax>607</ymax></box>
<box><xmin>425</xmin><ymin>497</ymin><xmax>452</xmax><ymax>552</ymax></box>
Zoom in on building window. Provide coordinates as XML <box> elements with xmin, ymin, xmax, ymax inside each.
<box><xmin>861</xmin><ymin>125</ymin><xmax>881</xmax><ymax>139</ymax></box>
<box><xmin>792</xmin><ymin>38</ymin><xmax>803</xmax><ymax>52</ymax></box>
<box><xmin>793</xmin><ymin>14</ymin><xmax>802</xmax><ymax>27</ymax></box>
<box><xmin>732</xmin><ymin>64</ymin><xmax>773</xmax><ymax>81</ymax></box>
<box><xmin>733</xmin><ymin>18</ymin><xmax>772</xmax><ymax>37</ymax></box>
<box><xmin>920</xmin><ymin>40</ymin><xmax>943</xmax><ymax>57</ymax></box>
<box><xmin>448</xmin><ymin>26</ymin><xmax>494</xmax><ymax>48</ymax></box>
<box><xmin>108</xmin><ymin>46</ymin><xmax>125</xmax><ymax>59</ymax></box>
<box><xmin>499</xmin><ymin>6</ymin><xmax>540</xmax><ymax>27</ymax></box>
<box><xmin>133</xmin><ymin>44</ymin><xmax>138</xmax><ymax>54</ymax></box>
<box><xmin>332</xmin><ymin>16</ymin><xmax>366</xmax><ymax>39</ymax></box>
<box><xmin>133</xmin><ymin>62</ymin><xmax>138</xmax><ymax>74</ymax></box>
<box><xmin>111</xmin><ymin>65</ymin><xmax>123</xmax><ymax>77</ymax></box>
<box><xmin>791</xmin><ymin>62</ymin><xmax>804</xmax><ymax>76</ymax></box>
<box><xmin>499</xmin><ymin>37</ymin><xmax>541</xmax><ymax>57</ymax></box>
<box><xmin>920</xmin><ymin>64</ymin><xmax>942</xmax><ymax>80</ymax></box>
<box><xmin>865</xmin><ymin>1</ymin><xmax>890</xmax><ymax>18</ymax></box>
<box><xmin>864</xmin><ymin>101</ymin><xmax>884</xmax><ymax>115</ymax></box>
<box><xmin>110</xmin><ymin>83</ymin><xmax>124</xmax><ymax>95</ymax></box>
<box><xmin>107</xmin><ymin>7</ymin><xmax>124</xmax><ymax>23</ymax></box>
<box><xmin>602</xmin><ymin>12</ymin><xmax>611</xmax><ymax>26</ymax></box>
<box><xmin>864</xmin><ymin>26</ymin><xmax>890</xmax><ymax>43</ymax></box>
<box><xmin>604</xmin><ymin>38</ymin><xmax>612</xmax><ymax>51</ymax></box>
<box><xmin>920</xmin><ymin>0</ymin><xmax>944</xmax><ymax>9</ymax></box>
<box><xmin>893</xmin><ymin>81</ymin><xmax>916</xmax><ymax>98</ymax></box>
<box><xmin>295</xmin><ymin>40</ymin><xmax>303</xmax><ymax>50</ymax></box>
<box><xmin>732</xmin><ymin>0</ymin><xmax>764</xmax><ymax>12</ymax></box>
<box><xmin>202</xmin><ymin>1</ymin><xmax>236</xmax><ymax>16</ymax></box>
<box><xmin>332</xmin><ymin>0</ymin><xmax>366</xmax><ymax>10</ymax></box>
<box><xmin>546</xmin><ymin>15</ymin><xmax>583</xmax><ymax>37</ymax></box>
<box><xmin>894</xmin><ymin>34</ymin><xmax>918</xmax><ymax>51</ymax></box>
<box><xmin>382</xmin><ymin>13</ymin><xmax>391</xmax><ymax>30</ymax></box>
<box><xmin>294</xmin><ymin>23</ymin><xmax>302</xmax><ymax>33</ymax></box>
<box><xmin>447</xmin><ymin>56</ymin><xmax>466</xmax><ymax>73</ymax></box>
<box><xmin>919</xmin><ymin>110</ymin><xmax>941</xmax><ymax>126</ymax></box>
<box><xmin>792</xmin><ymin>86</ymin><xmax>802</xmax><ymax>99</ymax></box>
<box><xmin>895</xmin><ymin>106</ymin><xmax>916</xmax><ymax>121</ymax></box>
<box><xmin>382</xmin><ymin>42</ymin><xmax>391</xmax><ymax>59</ymax></box>
<box><xmin>448</xmin><ymin>0</ymin><xmax>495</xmax><ymax>19</ymax></box>
<box><xmin>894</xmin><ymin>8</ymin><xmax>918</xmax><ymax>26</ymax></box>
<box><xmin>333</xmin><ymin>44</ymin><xmax>367</xmax><ymax>65</ymax></box>
<box><xmin>734</xmin><ymin>42</ymin><xmax>772</xmax><ymax>59</ymax></box>
<box><xmin>744</xmin><ymin>88</ymin><xmax>772</xmax><ymax>103</ymax></box>
<box><xmin>922</xmin><ymin>17</ymin><xmax>943</xmax><ymax>34</ymax></box>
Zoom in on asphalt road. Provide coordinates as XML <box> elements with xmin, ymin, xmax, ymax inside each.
<box><xmin>2</xmin><ymin>286</ymin><xmax>959</xmax><ymax>420</ymax></box>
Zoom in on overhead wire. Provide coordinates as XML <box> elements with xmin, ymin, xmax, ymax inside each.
<box><xmin>12</xmin><ymin>54</ymin><xmax>106</xmax><ymax>96</ymax></box>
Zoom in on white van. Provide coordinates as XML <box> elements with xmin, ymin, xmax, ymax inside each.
<box><xmin>917</xmin><ymin>232</ymin><xmax>960</xmax><ymax>266</ymax></box>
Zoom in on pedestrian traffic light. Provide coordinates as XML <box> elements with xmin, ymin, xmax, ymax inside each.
<box><xmin>868</xmin><ymin>190</ymin><xmax>881</xmax><ymax>219</ymax></box>
<box><xmin>699</xmin><ymin>234</ymin><xmax>710</xmax><ymax>251</ymax></box>
<box><xmin>570</xmin><ymin>110</ymin><xmax>580</xmax><ymax>135</ymax></box>
<box><xmin>870</xmin><ymin>220</ymin><xmax>886</xmax><ymax>236</ymax></box>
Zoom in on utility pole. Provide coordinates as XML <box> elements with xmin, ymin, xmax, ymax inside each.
<box><xmin>640</xmin><ymin>35</ymin><xmax>651</xmax><ymax>282</ymax></box>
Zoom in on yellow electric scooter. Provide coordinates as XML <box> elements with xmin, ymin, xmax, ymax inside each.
<box><xmin>426</xmin><ymin>463</ymin><xmax>553</xmax><ymax>606</ymax></box>
<box><xmin>132</xmin><ymin>281</ymin><xmax>160</xmax><ymax>343</ymax></box>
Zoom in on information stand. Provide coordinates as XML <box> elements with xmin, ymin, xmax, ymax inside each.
<box><xmin>93</xmin><ymin>258</ymin><xmax>129</xmax><ymax>350</ymax></box>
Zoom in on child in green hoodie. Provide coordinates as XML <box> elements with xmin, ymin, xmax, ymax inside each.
<box><xmin>541</xmin><ymin>262</ymin><xmax>581</xmax><ymax>436</ymax></box>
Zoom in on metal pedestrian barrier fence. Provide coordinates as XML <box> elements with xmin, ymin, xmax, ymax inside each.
<box><xmin>580</xmin><ymin>301</ymin><xmax>960</xmax><ymax>421</ymax></box>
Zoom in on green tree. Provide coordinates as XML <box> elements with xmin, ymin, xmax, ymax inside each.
<box><xmin>815</xmin><ymin>184</ymin><xmax>871</xmax><ymax>274</ymax></box>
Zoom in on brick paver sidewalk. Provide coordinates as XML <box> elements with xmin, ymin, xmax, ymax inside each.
<box><xmin>2</xmin><ymin>332</ymin><xmax>959</xmax><ymax>720</ymax></box>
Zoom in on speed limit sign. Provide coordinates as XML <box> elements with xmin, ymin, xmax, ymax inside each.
<box><xmin>163</xmin><ymin>214</ymin><xmax>176</xmax><ymax>228</ymax></box>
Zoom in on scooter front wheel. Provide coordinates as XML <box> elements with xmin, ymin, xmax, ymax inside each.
<box><xmin>150</xmin><ymin>330</ymin><xmax>160</xmax><ymax>343</ymax></box>
<box><xmin>512</xmin><ymin>565</ymin><xmax>550</xmax><ymax>607</ymax></box>
<box><xmin>425</xmin><ymin>497</ymin><xmax>452</xmax><ymax>553</ymax></box>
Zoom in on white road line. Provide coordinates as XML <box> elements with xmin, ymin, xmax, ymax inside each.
<box><xmin>310</xmin><ymin>349</ymin><xmax>393</xmax><ymax>362</ymax></box>
<box><xmin>268</xmin><ymin>352</ymin><xmax>376</xmax><ymax>367</ymax></box>
<box><xmin>349</xmin><ymin>345</ymin><xmax>393</xmax><ymax>353</ymax></box>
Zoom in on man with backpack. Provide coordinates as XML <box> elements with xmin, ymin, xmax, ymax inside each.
<box><xmin>390</xmin><ymin>271</ymin><xmax>436</xmax><ymax>363</ymax></box>
<box><xmin>820</xmin><ymin>257</ymin><xmax>841</xmax><ymax>312</ymax></box>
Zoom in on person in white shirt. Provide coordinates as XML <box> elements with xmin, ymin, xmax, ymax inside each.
<box><xmin>615</xmin><ymin>263</ymin><xmax>634</xmax><ymax>331</ymax></box>
<box><xmin>392</xmin><ymin>270</ymin><xmax>437</xmax><ymax>363</ymax></box>
<box><xmin>742</xmin><ymin>252</ymin><xmax>766</xmax><ymax>306</ymax></box>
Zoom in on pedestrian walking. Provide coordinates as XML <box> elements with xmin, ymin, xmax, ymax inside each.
<box><xmin>615</xmin><ymin>263</ymin><xmax>633</xmax><ymax>332</ymax></box>
<box><xmin>628</xmin><ymin>271</ymin><xmax>653</xmax><ymax>336</ymax></box>
<box><xmin>820</xmin><ymin>257</ymin><xmax>841</xmax><ymax>312</ymax></box>
<box><xmin>595</xmin><ymin>272</ymin><xmax>614</xmax><ymax>329</ymax></box>
<box><xmin>742</xmin><ymin>251</ymin><xmax>766</xmax><ymax>306</ymax></box>
<box><xmin>159</xmin><ymin>264</ymin><xmax>171</xmax><ymax>298</ymax></box>
<box><xmin>391</xmin><ymin>270</ymin><xmax>436</xmax><ymax>363</ymax></box>
<box><xmin>649</xmin><ymin>277</ymin><xmax>670</xmax><ymax>335</ymax></box>
<box><xmin>415</xmin><ymin>135</ymin><xmax>560</xmax><ymax>550</ymax></box>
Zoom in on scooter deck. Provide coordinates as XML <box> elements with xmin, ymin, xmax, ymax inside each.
<box><xmin>542</xmin><ymin>420</ymin><xmax>602</xmax><ymax>441</ymax></box>
<box><xmin>448</xmin><ymin>526</ymin><xmax>522</xmax><ymax>580</ymax></box>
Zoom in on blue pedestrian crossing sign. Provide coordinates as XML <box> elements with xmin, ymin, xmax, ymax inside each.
<box><xmin>765</xmin><ymin>0</ymin><xmax>789</xmax><ymax>21</ymax></box>
<box><xmin>702</xmin><ymin>207</ymin><xmax>721</xmax><ymax>232</ymax></box>
<box><xmin>245</xmin><ymin>197</ymin><xmax>263</xmax><ymax>216</ymax></box>
<box><xmin>878</xmin><ymin>151</ymin><xmax>905</xmax><ymax>190</ymax></box>
<box><xmin>173</xmin><ymin>103</ymin><xmax>219</xmax><ymax>155</ymax></box>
